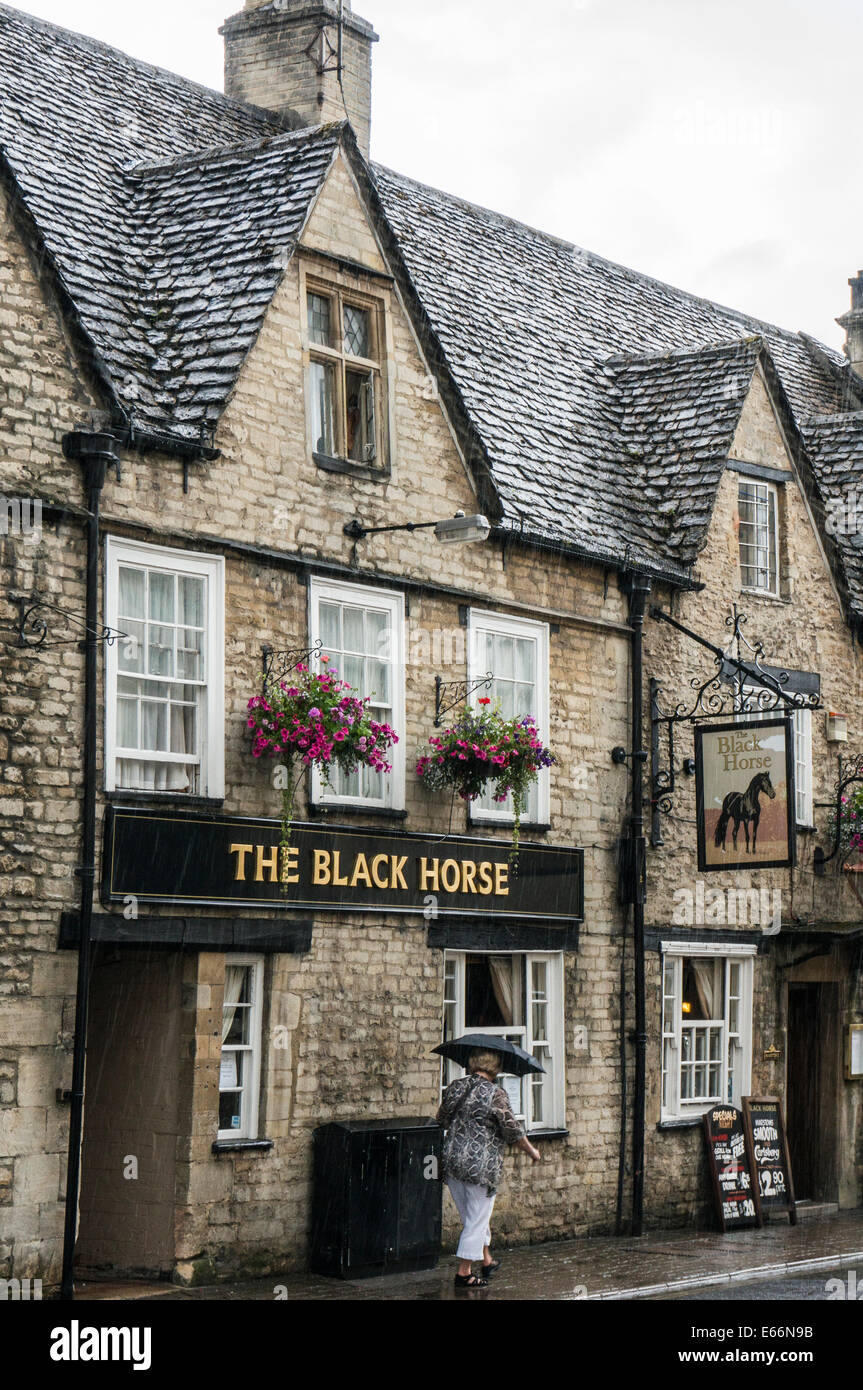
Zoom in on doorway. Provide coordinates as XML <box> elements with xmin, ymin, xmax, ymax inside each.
<box><xmin>786</xmin><ymin>982</ymin><xmax>841</xmax><ymax>1203</ymax></box>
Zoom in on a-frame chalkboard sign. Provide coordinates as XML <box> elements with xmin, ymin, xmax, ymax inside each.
<box><xmin>742</xmin><ymin>1096</ymin><xmax>797</xmax><ymax>1225</ymax></box>
<box><xmin>703</xmin><ymin>1104</ymin><xmax>762</xmax><ymax>1231</ymax></box>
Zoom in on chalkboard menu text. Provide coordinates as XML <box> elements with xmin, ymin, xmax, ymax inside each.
<box><xmin>743</xmin><ymin>1097</ymin><xmax>797</xmax><ymax>1225</ymax></box>
<box><xmin>703</xmin><ymin>1104</ymin><xmax>762</xmax><ymax>1231</ymax></box>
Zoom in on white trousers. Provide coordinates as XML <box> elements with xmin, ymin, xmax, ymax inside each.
<box><xmin>446</xmin><ymin>1178</ymin><xmax>496</xmax><ymax>1261</ymax></box>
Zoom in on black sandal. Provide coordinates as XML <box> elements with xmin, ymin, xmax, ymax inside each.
<box><xmin>455</xmin><ymin>1272</ymin><xmax>489</xmax><ymax>1287</ymax></box>
<box><xmin>483</xmin><ymin>1259</ymin><xmax>502</xmax><ymax>1276</ymax></box>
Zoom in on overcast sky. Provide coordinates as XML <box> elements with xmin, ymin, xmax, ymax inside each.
<box><xmin>14</xmin><ymin>0</ymin><xmax>863</xmax><ymax>349</ymax></box>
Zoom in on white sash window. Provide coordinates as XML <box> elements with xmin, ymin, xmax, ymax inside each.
<box><xmin>466</xmin><ymin>610</ymin><xmax>550</xmax><ymax>825</ymax></box>
<box><xmin>105</xmin><ymin>538</ymin><xmax>224</xmax><ymax>797</ymax></box>
<box><xmin>218</xmin><ymin>957</ymin><xmax>264</xmax><ymax>1140</ymax></box>
<box><xmin>660</xmin><ymin>943</ymin><xmax>754</xmax><ymax>1122</ymax></box>
<box><xmin>441</xmin><ymin>951</ymin><xmax>565</xmax><ymax>1132</ymax></box>
<box><xmin>309</xmin><ymin>578</ymin><xmax>405</xmax><ymax>809</ymax></box>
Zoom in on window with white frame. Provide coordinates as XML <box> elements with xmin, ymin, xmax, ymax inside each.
<box><xmin>739</xmin><ymin>690</ymin><xmax>813</xmax><ymax>829</ymax></box>
<box><xmin>218</xmin><ymin>956</ymin><xmax>264</xmax><ymax>1140</ymax></box>
<box><xmin>304</xmin><ymin>279</ymin><xmax>387</xmax><ymax>468</ymax></box>
<box><xmin>661</xmin><ymin>944</ymin><xmax>754</xmax><ymax>1122</ymax></box>
<box><xmin>309</xmin><ymin>577</ymin><xmax>405</xmax><ymax>808</ymax></box>
<box><xmin>105</xmin><ymin>538</ymin><xmax>224</xmax><ymax>797</ymax></box>
<box><xmin>792</xmin><ymin>707</ymin><xmax>813</xmax><ymax>828</ymax></box>
<box><xmin>442</xmin><ymin>951</ymin><xmax>564</xmax><ymax>1132</ymax></box>
<box><xmin>466</xmin><ymin>610</ymin><xmax>550</xmax><ymax>824</ymax></box>
<box><xmin>738</xmin><ymin>480</ymin><xmax>779</xmax><ymax>594</ymax></box>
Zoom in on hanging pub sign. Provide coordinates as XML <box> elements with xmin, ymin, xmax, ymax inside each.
<box><xmin>101</xmin><ymin>807</ymin><xmax>584</xmax><ymax>921</ymax></box>
<box><xmin>742</xmin><ymin>1097</ymin><xmax>797</xmax><ymax>1224</ymax></box>
<box><xmin>702</xmin><ymin>1104</ymin><xmax>762</xmax><ymax>1231</ymax></box>
<box><xmin>694</xmin><ymin>718</ymin><xmax>795</xmax><ymax>873</ymax></box>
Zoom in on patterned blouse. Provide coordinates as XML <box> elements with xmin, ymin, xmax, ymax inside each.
<box><xmin>436</xmin><ymin>1075</ymin><xmax>526</xmax><ymax>1195</ymax></box>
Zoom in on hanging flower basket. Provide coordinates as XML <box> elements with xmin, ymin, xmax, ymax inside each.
<box><xmin>836</xmin><ymin>785</ymin><xmax>863</xmax><ymax>869</ymax></box>
<box><xmin>415</xmin><ymin>698</ymin><xmax>555</xmax><ymax>866</ymax></box>
<box><xmin>247</xmin><ymin>656</ymin><xmax>398</xmax><ymax>883</ymax></box>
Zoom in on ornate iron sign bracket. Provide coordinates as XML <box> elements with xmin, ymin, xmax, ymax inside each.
<box><xmin>260</xmin><ymin>640</ymin><xmax>324</xmax><ymax>688</ymax></box>
<box><xmin>649</xmin><ymin>604</ymin><xmax>821</xmax><ymax>846</ymax></box>
<box><xmin>3</xmin><ymin>596</ymin><xmax>126</xmax><ymax>650</ymax></box>
<box><xmin>813</xmin><ymin>753</ymin><xmax>863</xmax><ymax>875</ymax></box>
<box><xmin>434</xmin><ymin>672</ymin><xmax>493</xmax><ymax>727</ymax></box>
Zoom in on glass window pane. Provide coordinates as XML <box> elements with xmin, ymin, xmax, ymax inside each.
<box><xmin>310</xmin><ymin>360</ymin><xmax>335</xmax><ymax>455</ymax></box>
<box><xmin>344</xmin><ymin>303</ymin><xmax>370</xmax><ymax>358</ymax></box>
<box><xmin>179</xmin><ymin>575</ymin><xmax>204</xmax><ymax>628</ymax></box>
<box><xmin>366</xmin><ymin>659</ymin><xmax>390</xmax><ymax>704</ymax></box>
<box><xmin>308</xmin><ymin>292</ymin><xmax>332</xmax><ymax>347</ymax></box>
<box><xmin>118</xmin><ymin>621</ymin><xmax>145</xmax><ymax>673</ymax></box>
<box><xmin>514</xmin><ymin>638</ymin><xmax>534</xmax><ymax>683</ymax></box>
<box><xmin>495</xmin><ymin>636</ymin><xmax>515</xmax><ymax>680</ymax></box>
<box><xmin>170</xmin><ymin>699</ymin><xmax>197</xmax><ymax>755</ymax></box>
<box><xmin>117</xmin><ymin>698</ymin><xmax>138</xmax><ymax>748</ymax></box>
<box><xmin>118</xmin><ymin>566</ymin><xmax>145</xmax><ymax>619</ymax></box>
<box><xmin>177</xmin><ymin>629</ymin><xmax>203</xmax><ymax>680</ymax></box>
<box><xmin>148</xmin><ymin>624</ymin><xmax>175</xmax><ymax>677</ymax></box>
<box><xmin>366</xmin><ymin>608</ymin><xmax>389</xmax><ymax>657</ymax></box>
<box><xmin>342</xmin><ymin>654</ymin><xmax>364</xmax><ymax>690</ymax></box>
<box><xmin>149</xmin><ymin>571</ymin><xmax>174</xmax><ymax>623</ymax></box>
<box><xmin>319</xmin><ymin>601</ymin><xmax>341</xmax><ymax>652</ymax></box>
<box><xmin>345</xmin><ymin>369</ymin><xmax>373</xmax><ymax>462</ymax></box>
<box><xmin>343</xmin><ymin>606</ymin><xmax>365</xmax><ymax>654</ymax></box>
<box><xmin>141</xmin><ymin>700</ymin><xmax>167</xmax><ymax>752</ymax></box>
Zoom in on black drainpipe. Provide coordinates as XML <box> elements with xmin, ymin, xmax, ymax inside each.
<box><xmin>60</xmin><ymin>430</ymin><xmax>119</xmax><ymax>1301</ymax></box>
<box><xmin>624</xmin><ymin>571</ymin><xmax>651</xmax><ymax>1237</ymax></box>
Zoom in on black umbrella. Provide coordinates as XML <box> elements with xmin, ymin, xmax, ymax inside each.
<box><xmin>432</xmin><ymin>1033</ymin><xmax>545</xmax><ymax>1077</ymax></box>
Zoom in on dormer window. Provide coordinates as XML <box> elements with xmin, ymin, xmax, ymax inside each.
<box><xmin>305</xmin><ymin>281</ymin><xmax>387</xmax><ymax>472</ymax></box>
<box><xmin>738</xmin><ymin>480</ymin><xmax>779</xmax><ymax>595</ymax></box>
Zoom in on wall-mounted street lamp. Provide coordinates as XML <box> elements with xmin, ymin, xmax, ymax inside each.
<box><xmin>343</xmin><ymin>510</ymin><xmax>491</xmax><ymax>545</ymax></box>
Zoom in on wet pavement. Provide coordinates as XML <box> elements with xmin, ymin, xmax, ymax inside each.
<box><xmin>74</xmin><ymin>1208</ymin><xmax>863</xmax><ymax>1302</ymax></box>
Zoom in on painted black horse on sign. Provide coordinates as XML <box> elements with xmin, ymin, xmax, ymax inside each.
<box><xmin>714</xmin><ymin>771</ymin><xmax>776</xmax><ymax>854</ymax></box>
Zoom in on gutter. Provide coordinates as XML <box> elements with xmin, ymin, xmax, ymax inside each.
<box><xmin>59</xmin><ymin>430</ymin><xmax>121</xmax><ymax>1302</ymax></box>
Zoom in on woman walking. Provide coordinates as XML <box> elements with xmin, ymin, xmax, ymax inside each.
<box><xmin>437</xmin><ymin>1047</ymin><xmax>541</xmax><ymax>1288</ymax></box>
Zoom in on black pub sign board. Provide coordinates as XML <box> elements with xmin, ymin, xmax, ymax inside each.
<box><xmin>702</xmin><ymin>1104</ymin><xmax>762</xmax><ymax>1231</ymax></box>
<box><xmin>101</xmin><ymin>808</ymin><xmax>584</xmax><ymax>921</ymax></box>
<box><xmin>743</xmin><ymin>1096</ymin><xmax>797</xmax><ymax>1224</ymax></box>
<box><xmin>694</xmin><ymin>718</ymin><xmax>796</xmax><ymax>873</ymax></box>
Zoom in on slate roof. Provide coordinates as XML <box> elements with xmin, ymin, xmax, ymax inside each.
<box><xmin>2</xmin><ymin>3</ymin><xmax>863</xmax><ymax>607</ymax></box>
<box><xmin>371</xmin><ymin>164</ymin><xmax>863</xmax><ymax>579</ymax></box>
<box><xmin>801</xmin><ymin>412</ymin><xmax>863</xmax><ymax>611</ymax></box>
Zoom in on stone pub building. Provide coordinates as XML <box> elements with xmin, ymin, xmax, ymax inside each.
<box><xmin>0</xmin><ymin>0</ymin><xmax>861</xmax><ymax>1288</ymax></box>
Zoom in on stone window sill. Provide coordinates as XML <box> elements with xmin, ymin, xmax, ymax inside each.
<box><xmin>527</xmin><ymin>1129</ymin><xmax>569</xmax><ymax>1141</ymax></box>
<box><xmin>656</xmin><ymin>1116</ymin><xmax>704</xmax><ymax>1130</ymax></box>
<box><xmin>212</xmin><ymin>1139</ymin><xmax>274</xmax><ymax>1155</ymax></box>
<box><xmin>306</xmin><ymin>801</ymin><xmax>408</xmax><ymax>821</ymax></box>
<box><xmin>106</xmin><ymin>790</ymin><xmax>224</xmax><ymax>810</ymax></box>
<box><xmin>313</xmin><ymin>451</ymin><xmax>389</xmax><ymax>484</ymax></box>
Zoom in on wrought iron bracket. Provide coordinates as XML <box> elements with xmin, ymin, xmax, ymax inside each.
<box><xmin>611</xmin><ymin>747</ymin><xmax>648</xmax><ymax>766</ymax></box>
<box><xmin>813</xmin><ymin>752</ymin><xmax>863</xmax><ymax>874</ymax></box>
<box><xmin>261</xmin><ymin>639</ymin><xmax>323</xmax><ymax>687</ymax></box>
<box><xmin>648</xmin><ymin>604</ymin><xmax>822</xmax><ymax>845</ymax></box>
<box><xmin>434</xmin><ymin>672</ymin><xmax>493</xmax><ymax>727</ymax></box>
<box><xmin>3</xmin><ymin>596</ymin><xmax>126</xmax><ymax>650</ymax></box>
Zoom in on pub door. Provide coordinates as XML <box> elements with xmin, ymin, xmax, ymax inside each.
<box><xmin>786</xmin><ymin>982</ymin><xmax>841</xmax><ymax>1204</ymax></box>
<box><xmin>75</xmin><ymin>948</ymin><xmax>182</xmax><ymax>1279</ymax></box>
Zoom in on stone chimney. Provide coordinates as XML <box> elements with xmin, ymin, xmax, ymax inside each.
<box><xmin>838</xmin><ymin>271</ymin><xmax>863</xmax><ymax>376</ymax></box>
<box><xmin>221</xmin><ymin>0</ymin><xmax>378</xmax><ymax>158</ymax></box>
